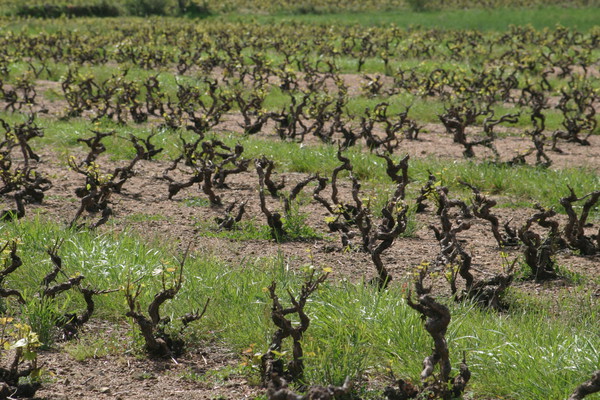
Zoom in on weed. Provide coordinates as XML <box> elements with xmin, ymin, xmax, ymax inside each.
<box><xmin>21</xmin><ymin>296</ymin><xmax>61</xmax><ymax>349</ymax></box>
<box><xmin>554</xmin><ymin>264</ymin><xmax>587</xmax><ymax>285</ymax></box>
<box><xmin>281</xmin><ymin>201</ymin><xmax>323</xmax><ymax>241</ymax></box>
<box><xmin>64</xmin><ymin>332</ymin><xmax>123</xmax><ymax>361</ymax></box>
<box><xmin>184</xmin><ymin>197</ymin><xmax>211</xmax><ymax>207</ymax></box>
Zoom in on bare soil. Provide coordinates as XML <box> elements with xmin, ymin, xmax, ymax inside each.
<box><xmin>35</xmin><ymin>322</ymin><xmax>262</xmax><ymax>400</ymax></box>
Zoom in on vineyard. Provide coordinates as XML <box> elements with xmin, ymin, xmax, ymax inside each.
<box><xmin>0</xmin><ymin>2</ymin><xmax>599</xmax><ymax>399</ymax></box>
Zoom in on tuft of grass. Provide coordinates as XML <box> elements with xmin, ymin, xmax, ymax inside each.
<box><xmin>181</xmin><ymin>364</ymin><xmax>247</xmax><ymax>385</ymax></box>
<box><xmin>21</xmin><ymin>295</ymin><xmax>62</xmax><ymax>349</ymax></box>
<box><xmin>64</xmin><ymin>330</ymin><xmax>125</xmax><ymax>361</ymax></box>
<box><xmin>184</xmin><ymin>197</ymin><xmax>212</xmax><ymax>208</ymax></box>
<box><xmin>280</xmin><ymin>201</ymin><xmax>324</xmax><ymax>241</ymax></box>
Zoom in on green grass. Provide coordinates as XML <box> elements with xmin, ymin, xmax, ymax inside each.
<box><xmin>181</xmin><ymin>364</ymin><xmax>249</xmax><ymax>385</ymax></box>
<box><xmin>20</xmin><ymin>295</ymin><xmax>61</xmax><ymax>348</ymax></box>
<box><xmin>1</xmin><ymin>218</ymin><xmax>168</xmax><ymax>320</ymax></box>
<box><xmin>240</xmin><ymin>7</ymin><xmax>600</xmax><ymax>31</ymax></box>
<box><xmin>345</xmin><ymin>95</ymin><xmax>565</xmax><ymax>131</ymax></box>
<box><xmin>122</xmin><ymin>212</ymin><xmax>168</xmax><ymax>223</ymax></box>
<box><xmin>183</xmin><ymin>196</ymin><xmax>212</xmax><ymax>207</ymax></box>
<box><xmin>1</xmin><ymin>218</ymin><xmax>598</xmax><ymax>398</ymax></box>
<box><xmin>195</xmin><ymin>201</ymin><xmax>323</xmax><ymax>243</ymax></box>
<box><xmin>453</xmin><ymin>298</ymin><xmax>599</xmax><ymax>399</ymax></box>
<box><xmin>64</xmin><ymin>328</ymin><xmax>125</xmax><ymax>361</ymax></box>
<box><xmin>446</xmin><ymin>160</ymin><xmax>600</xmax><ymax>208</ymax></box>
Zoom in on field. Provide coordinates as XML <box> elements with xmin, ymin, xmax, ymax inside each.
<box><xmin>0</xmin><ymin>1</ymin><xmax>599</xmax><ymax>399</ymax></box>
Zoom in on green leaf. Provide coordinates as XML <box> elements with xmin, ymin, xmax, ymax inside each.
<box><xmin>23</xmin><ymin>350</ymin><xmax>37</xmax><ymax>361</ymax></box>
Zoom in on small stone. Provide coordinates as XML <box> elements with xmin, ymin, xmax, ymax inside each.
<box><xmin>99</xmin><ymin>387</ymin><xmax>110</xmax><ymax>394</ymax></box>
